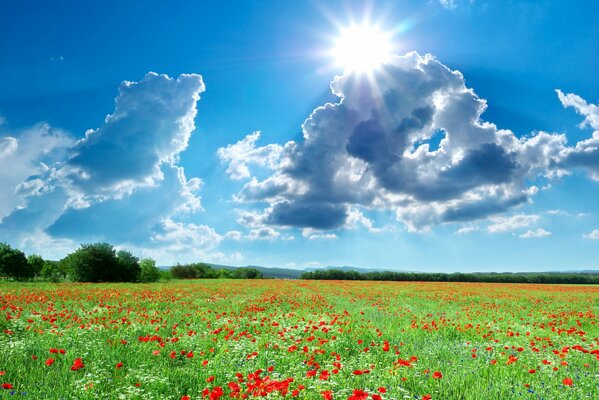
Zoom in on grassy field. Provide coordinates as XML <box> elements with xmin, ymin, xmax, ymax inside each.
<box><xmin>0</xmin><ymin>280</ymin><xmax>598</xmax><ymax>399</ymax></box>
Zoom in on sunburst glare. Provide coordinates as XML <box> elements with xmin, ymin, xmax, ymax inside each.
<box><xmin>332</xmin><ymin>23</ymin><xmax>393</xmax><ymax>73</ymax></box>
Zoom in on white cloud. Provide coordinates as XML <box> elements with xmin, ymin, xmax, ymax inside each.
<box><xmin>0</xmin><ymin>124</ymin><xmax>73</xmax><ymax>221</ymax></box>
<box><xmin>152</xmin><ymin>218</ymin><xmax>223</xmax><ymax>248</ymax></box>
<box><xmin>217</xmin><ymin>131</ymin><xmax>284</xmax><ymax>180</ymax></box>
<box><xmin>545</xmin><ymin>209</ymin><xmax>568</xmax><ymax>216</ymax></box>
<box><xmin>17</xmin><ymin>231</ymin><xmax>78</xmax><ymax>260</ymax></box>
<box><xmin>247</xmin><ymin>227</ymin><xmax>280</xmax><ymax>240</ymax></box>
<box><xmin>556</xmin><ymin>90</ymin><xmax>599</xmax><ymax>181</ymax></box>
<box><xmin>304</xmin><ymin>261</ymin><xmax>322</xmax><ymax>268</ymax></box>
<box><xmin>0</xmin><ymin>72</ymin><xmax>229</xmax><ymax>266</ymax></box>
<box><xmin>302</xmin><ymin>228</ymin><xmax>338</xmax><ymax>240</ymax></box>
<box><xmin>556</xmin><ymin>90</ymin><xmax>599</xmax><ymax>130</ymax></box>
<box><xmin>61</xmin><ymin>72</ymin><xmax>205</xmax><ymax>200</ymax></box>
<box><xmin>583</xmin><ymin>229</ymin><xmax>599</xmax><ymax>240</ymax></box>
<box><xmin>487</xmin><ymin>214</ymin><xmax>539</xmax><ymax>233</ymax></box>
<box><xmin>519</xmin><ymin>228</ymin><xmax>552</xmax><ymax>238</ymax></box>
<box><xmin>439</xmin><ymin>0</ymin><xmax>456</xmax><ymax>8</ymax></box>
<box><xmin>456</xmin><ymin>225</ymin><xmax>478</xmax><ymax>234</ymax></box>
<box><xmin>225</xmin><ymin>52</ymin><xmax>572</xmax><ymax>232</ymax></box>
<box><xmin>344</xmin><ymin>207</ymin><xmax>389</xmax><ymax>233</ymax></box>
<box><xmin>224</xmin><ymin>230</ymin><xmax>243</xmax><ymax>240</ymax></box>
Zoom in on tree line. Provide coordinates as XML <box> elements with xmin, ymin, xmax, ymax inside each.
<box><xmin>0</xmin><ymin>242</ymin><xmax>161</xmax><ymax>283</ymax></box>
<box><xmin>301</xmin><ymin>269</ymin><xmax>599</xmax><ymax>284</ymax></box>
<box><xmin>170</xmin><ymin>263</ymin><xmax>262</xmax><ymax>279</ymax></box>
<box><xmin>0</xmin><ymin>242</ymin><xmax>262</xmax><ymax>283</ymax></box>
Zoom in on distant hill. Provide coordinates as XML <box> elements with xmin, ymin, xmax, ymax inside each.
<box><xmin>160</xmin><ymin>263</ymin><xmax>599</xmax><ymax>280</ymax></box>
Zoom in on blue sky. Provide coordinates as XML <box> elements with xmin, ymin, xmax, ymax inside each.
<box><xmin>0</xmin><ymin>0</ymin><xmax>598</xmax><ymax>271</ymax></box>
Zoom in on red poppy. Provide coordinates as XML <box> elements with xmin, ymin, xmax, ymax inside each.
<box><xmin>563</xmin><ymin>378</ymin><xmax>573</xmax><ymax>386</ymax></box>
<box><xmin>45</xmin><ymin>358</ymin><xmax>55</xmax><ymax>366</ymax></box>
<box><xmin>70</xmin><ymin>358</ymin><xmax>84</xmax><ymax>371</ymax></box>
<box><xmin>432</xmin><ymin>371</ymin><xmax>443</xmax><ymax>379</ymax></box>
<box><xmin>2</xmin><ymin>383</ymin><xmax>13</xmax><ymax>390</ymax></box>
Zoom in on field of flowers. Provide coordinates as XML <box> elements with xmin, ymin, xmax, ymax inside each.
<box><xmin>1</xmin><ymin>280</ymin><xmax>598</xmax><ymax>399</ymax></box>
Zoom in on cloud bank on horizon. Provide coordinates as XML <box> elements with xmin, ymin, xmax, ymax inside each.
<box><xmin>0</xmin><ymin>52</ymin><xmax>598</xmax><ymax>264</ymax></box>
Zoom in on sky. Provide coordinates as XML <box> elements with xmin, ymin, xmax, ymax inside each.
<box><xmin>0</xmin><ymin>0</ymin><xmax>598</xmax><ymax>272</ymax></box>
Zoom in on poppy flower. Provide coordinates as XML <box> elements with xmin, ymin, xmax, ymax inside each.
<box><xmin>45</xmin><ymin>358</ymin><xmax>55</xmax><ymax>366</ymax></box>
<box><xmin>2</xmin><ymin>383</ymin><xmax>13</xmax><ymax>390</ymax></box>
<box><xmin>432</xmin><ymin>371</ymin><xmax>443</xmax><ymax>379</ymax></box>
<box><xmin>563</xmin><ymin>378</ymin><xmax>573</xmax><ymax>386</ymax></box>
<box><xmin>70</xmin><ymin>358</ymin><xmax>84</xmax><ymax>371</ymax></box>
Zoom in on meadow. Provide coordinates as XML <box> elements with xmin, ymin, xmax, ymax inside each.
<box><xmin>0</xmin><ymin>280</ymin><xmax>597</xmax><ymax>399</ymax></box>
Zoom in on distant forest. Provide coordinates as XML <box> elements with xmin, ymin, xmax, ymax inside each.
<box><xmin>0</xmin><ymin>242</ymin><xmax>262</xmax><ymax>283</ymax></box>
<box><xmin>2</xmin><ymin>241</ymin><xmax>597</xmax><ymax>284</ymax></box>
<box><xmin>301</xmin><ymin>269</ymin><xmax>599</xmax><ymax>284</ymax></box>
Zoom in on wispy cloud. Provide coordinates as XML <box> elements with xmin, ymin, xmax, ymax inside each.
<box><xmin>487</xmin><ymin>214</ymin><xmax>539</xmax><ymax>233</ymax></box>
<box><xmin>583</xmin><ymin>229</ymin><xmax>599</xmax><ymax>240</ymax></box>
<box><xmin>519</xmin><ymin>228</ymin><xmax>552</xmax><ymax>238</ymax></box>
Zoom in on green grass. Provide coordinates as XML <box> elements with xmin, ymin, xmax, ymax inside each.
<box><xmin>0</xmin><ymin>280</ymin><xmax>597</xmax><ymax>399</ymax></box>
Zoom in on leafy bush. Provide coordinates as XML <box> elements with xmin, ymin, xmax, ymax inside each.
<box><xmin>139</xmin><ymin>258</ymin><xmax>161</xmax><ymax>282</ymax></box>
<box><xmin>0</xmin><ymin>243</ymin><xmax>34</xmax><ymax>281</ymax></box>
<box><xmin>62</xmin><ymin>243</ymin><xmax>140</xmax><ymax>282</ymax></box>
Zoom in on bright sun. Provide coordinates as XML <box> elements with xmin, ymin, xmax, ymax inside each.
<box><xmin>333</xmin><ymin>24</ymin><xmax>392</xmax><ymax>73</ymax></box>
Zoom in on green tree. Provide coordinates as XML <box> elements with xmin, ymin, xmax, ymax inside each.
<box><xmin>62</xmin><ymin>243</ymin><xmax>142</xmax><ymax>282</ymax></box>
<box><xmin>192</xmin><ymin>262</ymin><xmax>214</xmax><ymax>278</ymax></box>
<box><xmin>116</xmin><ymin>250</ymin><xmax>141</xmax><ymax>282</ymax></box>
<box><xmin>170</xmin><ymin>264</ymin><xmax>197</xmax><ymax>279</ymax></box>
<box><xmin>41</xmin><ymin>260</ymin><xmax>67</xmax><ymax>282</ymax></box>
<box><xmin>139</xmin><ymin>258</ymin><xmax>161</xmax><ymax>282</ymax></box>
<box><xmin>27</xmin><ymin>254</ymin><xmax>45</xmax><ymax>278</ymax></box>
<box><xmin>232</xmin><ymin>267</ymin><xmax>263</xmax><ymax>279</ymax></box>
<box><xmin>0</xmin><ymin>243</ymin><xmax>33</xmax><ymax>280</ymax></box>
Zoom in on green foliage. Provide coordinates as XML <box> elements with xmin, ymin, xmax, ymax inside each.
<box><xmin>62</xmin><ymin>243</ymin><xmax>140</xmax><ymax>282</ymax></box>
<box><xmin>139</xmin><ymin>258</ymin><xmax>161</xmax><ymax>282</ymax></box>
<box><xmin>170</xmin><ymin>263</ymin><xmax>263</xmax><ymax>280</ymax></box>
<box><xmin>0</xmin><ymin>242</ymin><xmax>34</xmax><ymax>280</ymax></box>
<box><xmin>27</xmin><ymin>254</ymin><xmax>45</xmax><ymax>278</ymax></box>
<box><xmin>170</xmin><ymin>264</ymin><xmax>198</xmax><ymax>279</ymax></box>
<box><xmin>301</xmin><ymin>269</ymin><xmax>599</xmax><ymax>284</ymax></box>
<box><xmin>159</xmin><ymin>269</ymin><xmax>172</xmax><ymax>281</ymax></box>
<box><xmin>41</xmin><ymin>260</ymin><xmax>66</xmax><ymax>282</ymax></box>
<box><xmin>116</xmin><ymin>250</ymin><xmax>141</xmax><ymax>282</ymax></box>
<box><xmin>231</xmin><ymin>267</ymin><xmax>263</xmax><ymax>279</ymax></box>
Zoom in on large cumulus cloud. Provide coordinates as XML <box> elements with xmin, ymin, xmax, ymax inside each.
<box><xmin>220</xmin><ymin>52</ymin><xmax>588</xmax><ymax>232</ymax></box>
<box><xmin>64</xmin><ymin>72</ymin><xmax>205</xmax><ymax>200</ymax></box>
<box><xmin>0</xmin><ymin>72</ymin><xmax>221</xmax><ymax>261</ymax></box>
<box><xmin>0</xmin><ymin>124</ymin><xmax>73</xmax><ymax>221</ymax></box>
<box><xmin>556</xmin><ymin>89</ymin><xmax>599</xmax><ymax>181</ymax></box>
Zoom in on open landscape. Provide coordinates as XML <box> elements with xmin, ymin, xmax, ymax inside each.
<box><xmin>1</xmin><ymin>280</ymin><xmax>598</xmax><ymax>399</ymax></box>
<box><xmin>1</xmin><ymin>1</ymin><xmax>598</xmax><ymax>399</ymax></box>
